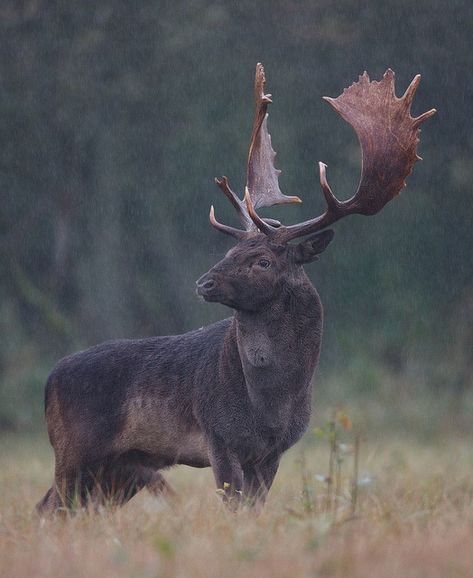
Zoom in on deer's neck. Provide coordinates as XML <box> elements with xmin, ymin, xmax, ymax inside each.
<box><xmin>233</xmin><ymin>276</ymin><xmax>323</xmax><ymax>414</ymax></box>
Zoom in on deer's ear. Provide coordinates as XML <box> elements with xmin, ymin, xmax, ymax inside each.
<box><xmin>291</xmin><ymin>230</ymin><xmax>335</xmax><ymax>264</ymax></box>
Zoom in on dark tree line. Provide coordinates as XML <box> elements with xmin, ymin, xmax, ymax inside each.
<box><xmin>0</xmin><ymin>0</ymin><xmax>472</xmax><ymax>427</ymax></box>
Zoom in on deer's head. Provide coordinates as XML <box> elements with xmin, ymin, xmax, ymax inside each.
<box><xmin>197</xmin><ymin>64</ymin><xmax>435</xmax><ymax>312</ymax></box>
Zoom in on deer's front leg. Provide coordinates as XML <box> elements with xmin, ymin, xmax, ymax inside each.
<box><xmin>243</xmin><ymin>455</ymin><xmax>280</xmax><ymax>508</ymax></box>
<box><xmin>209</xmin><ymin>436</ymin><xmax>243</xmax><ymax>509</ymax></box>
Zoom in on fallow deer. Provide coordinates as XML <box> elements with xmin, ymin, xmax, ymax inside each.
<box><xmin>37</xmin><ymin>64</ymin><xmax>435</xmax><ymax>514</ymax></box>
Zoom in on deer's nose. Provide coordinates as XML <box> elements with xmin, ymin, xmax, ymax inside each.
<box><xmin>201</xmin><ymin>279</ymin><xmax>215</xmax><ymax>290</ymax></box>
<box><xmin>196</xmin><ymin>274</ymin><xmax>217</xmax><ymax>295</ymax></box>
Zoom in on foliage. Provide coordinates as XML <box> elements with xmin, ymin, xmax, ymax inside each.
<box><xmin>0</xmin><ymin>1</ymin><xmax>472</xmax><ymax>427</ymax></box>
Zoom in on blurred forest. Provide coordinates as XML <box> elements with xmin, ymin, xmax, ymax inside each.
<box><xmin>0</xmin><ymin>0</ymin><xmax>472</xmax><ymax>430</ymax></box>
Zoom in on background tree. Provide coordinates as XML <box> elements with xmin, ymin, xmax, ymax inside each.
<box><xmin>0</xmin><ymin>0</ymin><xmax>471</xmax><ymax>428</ymax></box>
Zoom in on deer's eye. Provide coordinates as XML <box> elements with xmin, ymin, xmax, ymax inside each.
<box><xmin>257</xmin><ymin>258</ymin><xmax>271</xmax><ymax>269</ymax></box>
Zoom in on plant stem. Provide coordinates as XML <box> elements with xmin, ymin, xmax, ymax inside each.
<box><xmin>351</xmin><ymin>433</ymin><xmax>360</xmax><ymax>517</ymax></box>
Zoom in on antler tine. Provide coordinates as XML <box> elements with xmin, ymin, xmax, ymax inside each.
<box><xmin>214</xmin><ymin>176</ymin><xmax>241</xmax><ymax>211</ymax></box>
<box><xmin>276</xmin><ymin>70</ymin><xmax>436</xmax><ymax>243</ymax></box>
<box><xmin>209</xmin><ymin>205</ymin><xmax>247</xmax><ymax>240</ymax></box>
<box><xmin>412</xmin><ymin>108</ymin><xmax>437</xmax><ymax>129</ymax></box>
<box><xmin>268</xmin><ymin>163</ymin><xmax>341</xmax><ymax>241</ymax></box>
<box><xmin>401</xmin><ymin>74</ymin><xmax>421</xmax><ymax>108</ymax></box>
<box><xmin>214</xmin><ymin>176</ymin><xmax>253</xmax><ymax>230</ymax></box>
<box><xmin>244</xmin><ymin>188</ymin><xmax>278</xmax><ymax>236</ymax></box>
<box><xmin>318</xmin><ymin>162</ymin><xmax>343</xmax><ymax>213</ymax></box>
<box><xmin>400</xmin><ymin>74</ymin><xmax>437</xmax><ymax>130</ymax></box>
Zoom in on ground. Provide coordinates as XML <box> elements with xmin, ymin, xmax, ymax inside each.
<box><xmin>1</xmin><ymin>399</ymin><xmax>472</xmax><ymax>578</ymax></box>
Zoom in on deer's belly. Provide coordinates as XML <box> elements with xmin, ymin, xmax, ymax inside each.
<box><xmin>114</xmin><ymin>395</ymin><xmax>210</xmax><ymax>467</ymax></box>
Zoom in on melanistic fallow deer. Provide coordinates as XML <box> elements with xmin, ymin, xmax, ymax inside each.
<box><xmin>37</xmin><ymin>64</ymin><xmax>435</xmax><ymax>515</ymax></box>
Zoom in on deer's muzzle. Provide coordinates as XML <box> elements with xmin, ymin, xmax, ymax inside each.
<box><xmin>196</xmin><ymin>274</ymin><xmax>218</xmax><ymax>298</ymax></box>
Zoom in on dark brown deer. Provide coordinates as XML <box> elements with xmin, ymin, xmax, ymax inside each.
<box><xmin>36</xmin><ymin>64</ymin><xmax>435</xmax><ymax>515</ymax></box>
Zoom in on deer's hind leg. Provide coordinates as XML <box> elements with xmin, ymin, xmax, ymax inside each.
<box><xmin>35</xmin><ymin>485</ymin><xmax>63</xmax><ymax>517</ymax></box>
<box><xmin>88</xmin><ymin>463</ymin><xmax>174</xmax><ymax>508</ymax></box>
<box><xmin>35</xmin><ymin>467</ymin><xmax>94</xmax><ymax>516</ymax></box>
<box><xmin>36</xmin><ymin>463</ymin><xmax>174</xmax><ymax>515</ymax></box>
<box><xmin>141</xmin><ymin>468</ymin><xmax>175</xmax><ymax>499</ymax></box>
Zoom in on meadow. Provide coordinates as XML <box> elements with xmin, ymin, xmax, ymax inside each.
<box><xmin>1</xmin><ymin>3</ymin><xmax>471</xmax><ymax>577</ymax></box>
<box><xmin>1</xmin><ymin>389</ymin><xmax>472</xmax><ymax>578</ymax></box>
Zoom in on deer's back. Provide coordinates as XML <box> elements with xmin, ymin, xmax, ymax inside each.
<box><xmin>45</xmin><ymin>319</ymin><xmax>232</xmax><ymax>468</ymax></box>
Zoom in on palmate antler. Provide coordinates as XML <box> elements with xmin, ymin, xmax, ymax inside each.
<box><xmin>210</xmin><ymin>66</ymin><xmax>436</xmax><ymax>242</ymax></box>
<box><xmin>210</xmin><ymin>63</ymin><xmax>301</xmax><ymax>239</ymax></box>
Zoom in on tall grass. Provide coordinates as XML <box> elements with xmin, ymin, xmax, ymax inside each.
<box><xmin>1</xmin><ymin>401</ymin><xmax>473</xmax><ymax>578</ymax></box>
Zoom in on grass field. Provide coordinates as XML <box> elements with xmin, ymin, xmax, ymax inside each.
<box><xmin>1</xmin><ymin>397</ymin><xmax>473</xmax><ymax>578</ymax></box>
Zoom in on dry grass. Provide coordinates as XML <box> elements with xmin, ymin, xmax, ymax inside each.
<box><xmin>1</xmin><ymin>426</ymin><xmax>473</xmax><ymax>578</ymax></box>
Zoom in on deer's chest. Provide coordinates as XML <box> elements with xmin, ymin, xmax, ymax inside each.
<box><xmin>239</xmin><ymin>330</ymin><xmax>275</xmax><ymax>368</ymax></box>
<box><xmin>224</xmin><ymin>390</ymin><xmax>311</xmax><ymax>463</ymax></box>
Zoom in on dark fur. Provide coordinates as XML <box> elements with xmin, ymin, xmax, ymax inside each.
<box><xmin>37</xmin><ymin>231</ymin><xmax>333</xmax><ymax>514</ymax></box>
